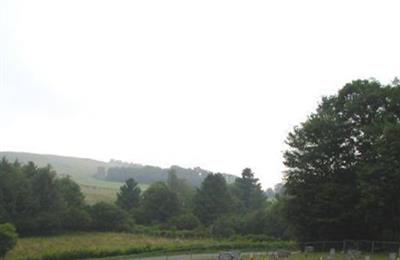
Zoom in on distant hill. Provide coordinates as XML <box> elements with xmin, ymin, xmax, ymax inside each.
<box><xmin>0</xmin><ymin>151</ymin><xmax>237</xmax><ymax>203</ymax></box>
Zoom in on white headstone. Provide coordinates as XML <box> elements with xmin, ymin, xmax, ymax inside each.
<box><xmin>389</xmin><ymin>253</ymin><xmax>397</xmax><ymax>260</ymax></box>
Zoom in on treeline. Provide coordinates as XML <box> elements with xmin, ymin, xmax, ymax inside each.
<box><xmin>0</xmin><ymin>159</ymin><xmax>93</xmax><ymax>235</ymax></box>
<box><xmin>0</xmin><ymin>158</ymin><xmax>288</xmax><ymax>239</ymax></box>
<box><xmin>96</xmin><ymin>165</ymin><xmax>236</xmax><ymax>187</ymax></box>
<box><xmin>115</xmin><ymin>168</ymin><xmax>289</xmax><ymax>238</ymax></box>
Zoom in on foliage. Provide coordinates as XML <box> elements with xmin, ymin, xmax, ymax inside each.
<box><xmin>284</xmin><ymin>79</ymin><xmax>400</xmax><ymax>241</ymax></box>
<box><xmin>232</xmin><ymin>168</ymin><xmax>265</xmax><ymax>212</ymax></box>
<box><xmin>89</xmin><ymin>202</ymin><xmax>134</xmax><ymax>232</ymax></box>
<box><xmin>0</xmin><ymin>159</ymin><xmax>87</xmax><ymax>235</ymax></box>
<box><xmin>0</xmin><ymin>223</ymin><xmax>17</xmax><ymax>258</ymax></box>
<box><xmin>210</xmin><ymin>216</ymin><xmax>236</xmax><ymax>237</ymax></box>
<box><xmin>116</xmin><ymin>178</ymin><xmax>141</xmax><ymax>211</ymax></box>
<box><xmin>140</xmin><ymin>182</ymin><xmax>181</xmax><ymax>224</ymax></box>
<box><xmin>193</xmin><ymin>173</ymin><xmax>233</xmax><ymax>225</ymax></box>
<box><xmin>169</xmin><ymin>213</ymin><xmax>201</xmax><ymax>230</ymax></box>
<box><xmin>5</xmin><ymin>232</ymin><xmax>298</xmax><ymax>260</ymax></box>
<box><xmin>167</xmin><ymin>169</ymin><xmax>195</xmax><ymax>209</ymax></box>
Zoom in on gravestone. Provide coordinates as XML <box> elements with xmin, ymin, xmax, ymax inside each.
<box><xmin>389</xmin><ymin>253</ymin><xmax>397</xmax><ymax>260</ymax></box>
<box><xmin>344</xmin><ymin>249</ymin><xmax>361</xmax><ymax>260</ymax></box>
<box><xmin>268</xmin><ymin>250</ymin><xmax>291</xmax><ymax>260</ymax></box>
<box><xmin>305</xmin><ymin>246</ymin><xmax>315</xmax><ymax>253</ymax></box>
<box><xmin>277</xmin><ymin>250</ymin><xmax>291</xmax><ymax>258</ymax></box>
<box><xmin>218</xmin><ymin>251</ymin><xmax>240</xmax><ymax>260</ymax></box>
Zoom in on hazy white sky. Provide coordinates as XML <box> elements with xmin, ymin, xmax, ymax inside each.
<box><xmin>1</xmin><ymin>0</ymin><xmax>400</xmax><ymax>188</ymax></box>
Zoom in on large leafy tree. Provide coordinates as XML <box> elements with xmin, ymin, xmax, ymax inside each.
<box><xmin>284</xmin><ymin>79</ymin><xmax>400</xmax><ymax>240</ymax></box>
<box><xmin>141</xmin><ymin>182</ymin><xmax>180</xmax><ymax>224</ymax></box>
<box><xmin>193</xmin><ymin>173</ymin><xmax>233</xmax><ymax>225</ymax></box>
<box><xmin>116</xmin><ymin>178</ymin><xmax>141</xmax><ymax>211</ymax></box>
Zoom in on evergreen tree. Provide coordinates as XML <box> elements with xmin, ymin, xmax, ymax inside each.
<box><xmin>141</xmin><ymin>182</ymin><xmax>180</xmax><ymax>223</ymax></box>
<box><xmin>233</xmin><ymin>168</ymin><xmax>265</xmax><ymax>211</ymax></box>
<box><xmin>116</xmin><ymin>178</ymin><xmax>141</xmax><ymax>211</ymax></box>
<box><xmin>193</xmin><ymin>173</ymin><xmax>232</xmax><ymax>225</ymax></box>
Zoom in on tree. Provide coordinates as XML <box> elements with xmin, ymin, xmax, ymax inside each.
<box><xmin>116</xmin><ymin>178</ymin><xmax>141</xmax><ymax>211</ymax></box>
<box><xmin>89</xmin><ymin>202</ymin><xmax>133</xmax><ymax>231</ymax></box>
<box><xmin>169</xmin><ymin>213</ymin><xmax>201</xmax><ymax>230</ymax></box>
<box><xmin>0</xmin><ymin>159</ymin><xmax>92</xmax><ymax>235</ymax></box>
<box><xmin>232</xmin><ymin>168</ymin><xmax>265</xmax><ymax>211</ymax></box>
<box><xmin>193</xmin><ymin>173</ymin><xmax>233</xmax><ymax>225</ymax></box>
<box><xmin>167</xmin><ymin>168</ymin><xmax>195</xmax><ymax>208</ymax></box>
<box><xmin>284</xmin><ymin>79</ymin><xmax>400</xmax><ymax>240</ymax></box>
<box><xmin>141</xmin><ymin>182</ymin><xmax>180</xmax><ymax>224</ymax></box>
<box><xmin>0</xmin><ymin>223</ymin><xmax>17</xmax><ymax>258</ymax></box>
<box><xmin>56</xmin><ymin>176</ymin><xmax>85</xmax><ymax>208</ymax></box>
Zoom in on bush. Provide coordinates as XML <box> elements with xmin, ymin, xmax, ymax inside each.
<box><xmin>0</xmin><ymin>223</ymin><xmax>18</xmax><ymax>258</ymax></box>
<box><xmin>89</xmin><ymin>202</ymin><xmax>134</xmax><ymax>232</ymax></box>
<box><xmin>169</xmin><ymin>213</ymin><xmax>201</xmax><ymax>230</ymax></box>
<box><xmin>210</xmin><ymin>216</ymin><xmax>237</xmax><ymax>238</ymax></box>
<box><xmin>63</xmin><ymin>208</ymin><xmax>92</xmax><ymax>231</ymax></box>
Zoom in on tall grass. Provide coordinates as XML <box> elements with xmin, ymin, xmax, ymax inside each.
<box><xmin>5</xmin><ymin>232</ymin><xmax>297</xmax><ymax>260</ymax></box>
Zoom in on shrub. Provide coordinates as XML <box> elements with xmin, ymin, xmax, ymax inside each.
<box><xmin>169</xmin><ymin>213</ymin><xmax>201</xmax><ymax>230</ymax></box>
<box><xmin>210</xmin><ymin>216</ymin><xmax>236</xmax><ymax>238</ymax></box>
<box><xmin>63</xmin><ymin>208</ymin><xmax>92</xmax><ymax>231</ymax></box>
<box><xmin>0</xmin><ymin>223</ymin><xmax>18</xmax><ymax>258</ymax></box>
<box><xmin>89</xmin><ymin>202</ymin><xmax>134</xmax><ymax>231</ymax></box>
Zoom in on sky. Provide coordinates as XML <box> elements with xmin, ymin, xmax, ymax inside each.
<box><xmin>1</xmin><ymin>0</ymin><xmax>400</xmax><ymax>188</ymax></box>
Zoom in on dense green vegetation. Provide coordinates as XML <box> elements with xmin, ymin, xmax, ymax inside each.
<box><xmin>0</xmin><ymin>152</ymin><xmax>236</xmax><ymax>204</ymax></box>
<box><xmin>0</xmin><ymin>223</ymin><xmax>17</xmax><ymax>258</ymax></box>
<box><xmin>2</xmin><ymin>78</ymin><xmax>400</xmax><ymax>259</ymax></box>
<box><xmin>5</xmin><ymin>232</ymin><xmax>297</xmax><ymax>260</ymax></box>
<box><xmin>0</xmin><ymin>157</ymin><xmax>287</xmax><ymax>239</ymax></box>
<box><xmin>284</xmin><ymin>79</ymin><xmax>400</xmax><ymax>241</ymax></box>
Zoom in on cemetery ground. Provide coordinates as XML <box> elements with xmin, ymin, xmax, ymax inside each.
<box><xmin>3</xmin><ymin>232</ymin><xmax>297</xmax><ymax>260</ymax></box>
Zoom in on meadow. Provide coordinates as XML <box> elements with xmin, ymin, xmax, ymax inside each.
<box><xmin>5</xmin><ymin>232</ymin><xmax>297</xmax><ymax>260</ymax></box>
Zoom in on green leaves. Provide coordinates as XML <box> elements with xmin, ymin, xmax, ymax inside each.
<box><xmin>0</xmin><ymin>223</ymin><xmax>17</xmax><ymax>257</ymax></box>
<box><xmin>284</xmin><ymin>79</ymin><xmax>400</xmax><ymax>241</ymax></box>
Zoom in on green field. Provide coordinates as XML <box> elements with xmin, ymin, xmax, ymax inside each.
<box><xmin>80</xmin><ymin>180</ymin><xmax>149</xmax><ymax>204</ymax></box>
<box><xmin>241</xmin><ymin>252</ymin><xmax>389</xmax><ymax>260</ymax></box>
<box><xmin>4</xmin><ymin>232</ymin><xmax>297</xmax><ymax>260</ymax></box>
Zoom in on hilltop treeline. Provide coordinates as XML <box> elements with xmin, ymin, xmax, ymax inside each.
<box><xmin>0</xmin><ymin>159</ymin><xmax>287</xmax><ymax>239</ymax></box>
<box><xmin>96</xmin><ymin>165</ymin><xmax>236</xmax><ymax>187</ymax></box>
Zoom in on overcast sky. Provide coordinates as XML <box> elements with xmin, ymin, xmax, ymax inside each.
<box><xmin>1</xmin><ymin>0</ymin><xmax>400</xmax><ymax>188</ymax></box>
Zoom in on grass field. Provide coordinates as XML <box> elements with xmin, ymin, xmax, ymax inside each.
<box><xmin>241</xmin><ymin>252</ymin><xmax>389</xmax><ymax>260</ymax></box>
<box><xmin>5</xmin><ymin>232</ymin><xmax>297</xmax><ymax>260</ymax></box>
<box><xmin>79</xmin><ymin>179</ymin><xmax>149</xmax><ymax>204</ymax></box>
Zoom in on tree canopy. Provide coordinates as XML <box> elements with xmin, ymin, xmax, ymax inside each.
<box><xmin>193</xmin><ymin>173</ymin><xmax>233</xmax><ymax>225</ymax></box>
<box><xmin>284</xmin><ymin>79</ymin><xmax>400</xmax><ymax>241</ymax></box>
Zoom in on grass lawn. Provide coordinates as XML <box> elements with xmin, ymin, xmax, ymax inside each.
<box><xmin>5</xmin><ymin>232</ymin><xmax>297</xmax><ymax>260</ymax></box>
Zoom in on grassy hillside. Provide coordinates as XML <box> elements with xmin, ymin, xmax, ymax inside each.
<box><xmin>0</xmin><ymin>151</ymin><xmax>235</xmax><ymax>204</ymax></box>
